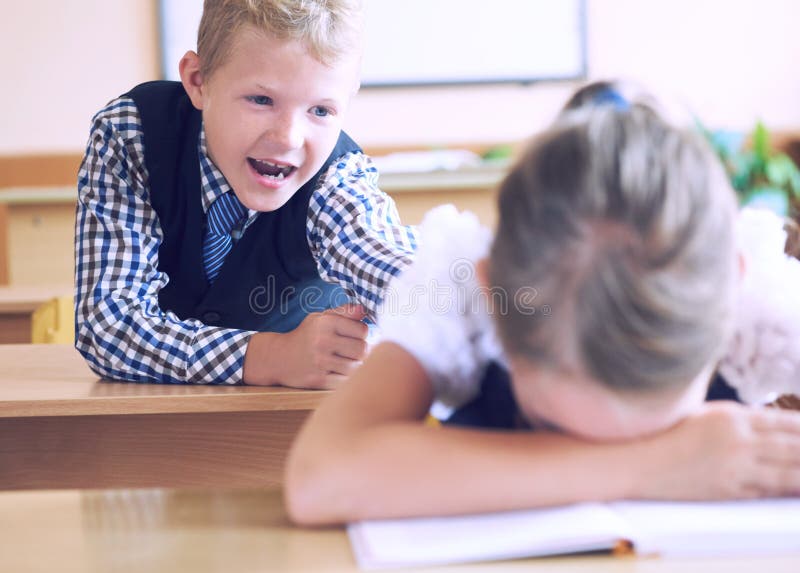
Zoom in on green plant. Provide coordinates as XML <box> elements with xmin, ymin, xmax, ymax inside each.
<box><xmin>700</xmin><ymin>120</ymin><xmax>800</xmax><ymax>220</ymax></box>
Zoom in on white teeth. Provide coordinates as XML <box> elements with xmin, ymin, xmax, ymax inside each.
<box><xmin>252</xmin><ymin>158</ymin><xmax>292</xmax><ymax>178</ymax></box>
<box><xmin>256</xmin><ymin>159</ymin><xmax>286</xmax><ymax>171</ymax></box>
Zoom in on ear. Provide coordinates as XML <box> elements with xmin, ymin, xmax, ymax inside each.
<box><xmin>179</xmin><ymin>50</ymin><xmax>206</xmax><ymax>110</ymax></box>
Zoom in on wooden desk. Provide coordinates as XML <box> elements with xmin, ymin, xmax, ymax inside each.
<box><xmin>1</xmin><ymin>487</ymin><xmax>797</xmax><ymax>573</ymax></box>
<box><xmin>0</xmin><ymin>285</ymin><xmax>72</xmax><ymax>343</ymax></box>
<box><xmin>0</xmin><ymin>344</ymin><xmax>329</xmax><ymax>490</ymax></box>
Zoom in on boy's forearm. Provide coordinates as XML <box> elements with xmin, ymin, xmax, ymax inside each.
<box><xmin>74</xmin><ymin>298</ymin><xmax>252</xmax><ymax>384</ymax></box>
<box><xmin>75</xmin><ymin>122</ymin><xmax>252</xmax><ymax>385</ymax></box>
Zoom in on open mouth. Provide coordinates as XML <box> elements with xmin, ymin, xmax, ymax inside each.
<box><xmin>247</xmin><ymin>158</ymin><xmax>297</xmax><ymax>180</ymax></box>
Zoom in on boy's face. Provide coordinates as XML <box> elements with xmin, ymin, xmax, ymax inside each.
<box><xmin>181</xmin><ymin>26</ymin><xmax>361</xmax><ymax>212</ymax></box>
<box><xmin>508</xmin><ymin>359</ymin><xmax>712</xmax><ymax>442</ymax></box>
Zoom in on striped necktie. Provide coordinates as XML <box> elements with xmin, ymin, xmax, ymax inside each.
<box><xmin>203</xmin><ymin>191</ymin><xmax>248</xmax><ymax>283</ymax></box>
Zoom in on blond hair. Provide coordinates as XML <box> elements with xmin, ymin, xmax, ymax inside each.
<box><xmin>489</xmin><ymin>104</ymin><xmax>739</xmax><ymax>396</ymax></box>
<box><xmin>197</xmin><ymin>0</ymin><xmax>364</xmax><ymax>78</ymax></box>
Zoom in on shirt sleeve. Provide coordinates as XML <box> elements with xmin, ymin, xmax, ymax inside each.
<box><xmin>718</xmin><ymin>208</ymin><xmax>800</xmax><ymax>403</ymax></box>
<box><xmin>306</xmin><ymin>152</ymin><xmax>418</xmax><ymax>320</ymax></box>
<box><xmin>375</xmin><ymin>205</ymin><xmax>503</xmax><ymax>411</ymax></box>
<box><xmin>74</xmin><ymin>98</ymin><xmax>252</xmax><ymax>384</ymax></box>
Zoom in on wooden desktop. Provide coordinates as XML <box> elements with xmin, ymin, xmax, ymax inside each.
<box><xmin>1</xmin><ymin>486</ymin><xmax>797</xmax><ymax>572</ymax></box>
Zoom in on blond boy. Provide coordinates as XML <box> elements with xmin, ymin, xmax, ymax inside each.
<box><xmin>75</xmin><ymin>0</ymin><xmax>417</xmax><ymax>387</ymax></box>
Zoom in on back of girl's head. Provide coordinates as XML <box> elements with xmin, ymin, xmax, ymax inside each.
<box><xmin>562</xmin><ymin>79</ymin><xmax>692</xmax><ymax>127</ymax></box>
<box><xmin>489</xmin><ymin>99</ymin><xmax>738</xmax><ymax>396</ymax></box>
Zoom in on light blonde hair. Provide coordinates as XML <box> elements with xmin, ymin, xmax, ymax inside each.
<box><xmin>197</xmin><ymin>0</ymin><xmax>364</xmax><ymax>78</ymax></box>
<box><xmin>489</xmin><ymin>103</ymin><xmax>739</xmax><ymax>396</ymax></box>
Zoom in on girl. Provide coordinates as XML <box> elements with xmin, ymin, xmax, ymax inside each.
<box><xmin>285</xmin><ymin>90</ymin><xmax>800</xmax><ymax>525</ymax></box>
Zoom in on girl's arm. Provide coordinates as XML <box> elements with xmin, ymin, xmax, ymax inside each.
<box><xmin>285</xmin><ymin>342</ymin><xmax>800</xmax><ymax>525</ymax></box>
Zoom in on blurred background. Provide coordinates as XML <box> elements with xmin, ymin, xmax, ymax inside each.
<box><xmin>2</xmin><ymin>0</ymin><xmax>798</xmax><ymax>154</ymax></box>
<box><xmin>0</xmin><ymin>0</ymin><xmax>798</xmax><ymax>330</ymax></box>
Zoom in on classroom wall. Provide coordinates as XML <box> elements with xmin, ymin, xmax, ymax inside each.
<box><xmin>349</xmin><ymin>0</ymin><xmax>800</xmax><ymax>146</ymax></box>
<box><xmin>0</xmin><ymin>1</ymin><xmax>160</xmax><ymax>155</ymax></box>
<box><xmin>0</xmin><ymin>0</ymin><xmax>798</xmax><ymax>154</ymax></box>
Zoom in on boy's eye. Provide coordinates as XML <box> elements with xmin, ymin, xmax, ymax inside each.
<box><xmin>247</xmin><ymin>95</ymin><xmax>273</xmax><ymax>106</ymax></box>
<box><xmin>311</xmin><ymin>106</ymin><xmax>333</xmax><ymax>118</ymax></box>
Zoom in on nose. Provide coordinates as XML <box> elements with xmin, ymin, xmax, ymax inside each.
<box><xmin>268</xmin><ymin>111</ymin><xmax>304</xmax><ymax>151</ymax></box>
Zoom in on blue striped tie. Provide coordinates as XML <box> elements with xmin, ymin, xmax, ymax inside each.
<box><xmin>203</xmin><ymin>192</ymin><xmax>248</xmax><ymax>283</ymax></box>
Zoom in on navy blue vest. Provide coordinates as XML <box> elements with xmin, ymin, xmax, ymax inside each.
<box><xmin>126</xmin><ymin>81</ymin><xmax>361</xmax><ymax>333</ymax></box>
<box><xmin>444</xmin><ymin>364</ymin><xmax>740</xmax><ymax>430</ymax></box>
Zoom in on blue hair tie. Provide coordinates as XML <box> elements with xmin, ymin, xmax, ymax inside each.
<box><xmin>590</xmin><ymin>89</ymin><xmax>630</xmax><ymax>110</ymax></box>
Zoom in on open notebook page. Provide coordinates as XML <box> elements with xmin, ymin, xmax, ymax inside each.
<box><xmin>610</xmin><ymin>499</ymin><xmax>800</xmax><ymax>557</ymax></box>
<box><xmin>348</xmin><ymin>502</ymin><xmax>634</xmax><ymax>570</ymax></box>
<box><xmin>348</xmin><ymin>499</ymin><xmax>800</xmax><ymax>570</ymax></box>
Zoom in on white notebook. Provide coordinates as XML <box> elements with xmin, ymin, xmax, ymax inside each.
<box><xmin>348</xmin><ymin>499</ymin><xmax>800</xmax><ymax>570</ymax></box>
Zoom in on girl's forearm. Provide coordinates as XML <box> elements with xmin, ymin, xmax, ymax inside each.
<box><xmin>285</xmin><ymin>342</ymin><xmax>673</xmax><ymax>526</ymax></box>
<box><xmin>287</xmin><ymin>420</ymin><xmax>645</xmax><ymax>525</ymax></box>
<box><xmin>286</xmin><ymin>342</ymin><xmax>800</xmax><ymax>525</ymax></box>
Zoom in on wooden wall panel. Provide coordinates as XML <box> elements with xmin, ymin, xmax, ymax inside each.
<box><xmin>0</xmin><ymin>205</ymin><xmax>8</xmax><ymax>285</ymax></box>
<box><xmin>0</xmin><ymin>154</ymin><xmax>83</xmax><ymax>187</ymax></box>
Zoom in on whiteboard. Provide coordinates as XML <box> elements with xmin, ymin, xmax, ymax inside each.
<box><xmin>160</xmin><ymin>0</ymin><xmax>585</xmax><ymax>86</ymax></box>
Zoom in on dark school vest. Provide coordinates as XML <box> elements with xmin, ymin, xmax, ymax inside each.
<box><xmin>444</xmin><ymin>363</ymin><xmax>740</xmax><ymax>430</ymax></box>
<box><xmin>126</xmin><ymin>81</ymin><xmax>361</xmax><ymax>333</ymax></box>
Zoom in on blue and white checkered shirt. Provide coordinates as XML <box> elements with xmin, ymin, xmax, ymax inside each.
<box><xmin>75</xmin><ymin>97</ymin><xmax>418</xmax><ymax>384</ymax></box>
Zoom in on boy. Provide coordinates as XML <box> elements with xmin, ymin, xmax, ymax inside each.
<box><xmin>75</xmin><ymin>0</ymin><xmax>416</xmax><ymax>388</ymax></box>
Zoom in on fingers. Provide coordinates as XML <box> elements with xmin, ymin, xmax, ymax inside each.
<box><xmin>288</xmin><ymin>306</ymin><xmax>369</xmax><ymax>388</ymax></box>
<box><xmin>319</xmin><ymin>373</ymin><xmax>348</xmax><ymax>390</ymax></box>
<box><xmin>751</xmin><ymin>407</ymin><xmax>800</xmax><ymax>434</ymax></box>
<box><xmin>756</xmin><ymin>433</ymin><xmax>800</xmax><ymax>465</ymax></box>
<box><xmin>321</xmin><ymin>354</ymin><xmax>363</xmax><ymax>377</ymax></box>
<box><xmin>317</xmin><ymin>314</ymin><xmax>368</xmax><ymax>360</ymax></box>
<box><xmin>325</xmin><ymin>303</ymin><xmax>368</xmax><ymax>322</ymax></box>
<box><xmin>333</xmin><ymin>315</ymin><xmax>369</xmax><ymax>340</ymax></box>
<box><xmin>331</xmin><ymin>336</ymin><xmax>368</xmax><ymax>361</ymax></box>
<box><xmin>748</xmin><ymin>409</ymin><xmax>800</xmax><ymax>496</ymax></box>
<box><xmin>748</xmin><ymin>466</ymin><xmax>800</xmax><ymax>497</ymax></box>
<box><xmin>322</xmin><ymin>304</ymin><xmax>369</xmax><ymax>340</ymax></box>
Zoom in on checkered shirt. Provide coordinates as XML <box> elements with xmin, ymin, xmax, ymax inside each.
<box><xmin>75</xmin><ymin>97</ymin><xmax>417</xmax><ymax>384</ymax></box>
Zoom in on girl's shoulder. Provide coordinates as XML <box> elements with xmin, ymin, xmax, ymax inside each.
<box><xmin>719</xmin><ymin>208</ymin><xmax>800</xmax><ymax>402</ymax></box>
<box><xmin>389</xmin><ymin>204</ymin><xmax>492</xmax><ymax>285</ymax></box>
<box><xmin>376</xmin><ymin>206</ymin><xmax>504</xmax><ymax>411</ymax></box>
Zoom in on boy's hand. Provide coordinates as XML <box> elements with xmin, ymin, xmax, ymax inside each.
<box><xmin>633</xmin><ymin>402</ymin><xmax>800</xmax><ymax>500</ymax></box>
<box><xmin>243</xmin><ymin>304</ymin><xmax>369</xmax><ymax>389</ymax></box>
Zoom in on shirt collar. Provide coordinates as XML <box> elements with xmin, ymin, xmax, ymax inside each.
<box><xmin>198</xmin><ymin>125</ymin><xmax>233</xmax><ymax>214</ymax></box>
